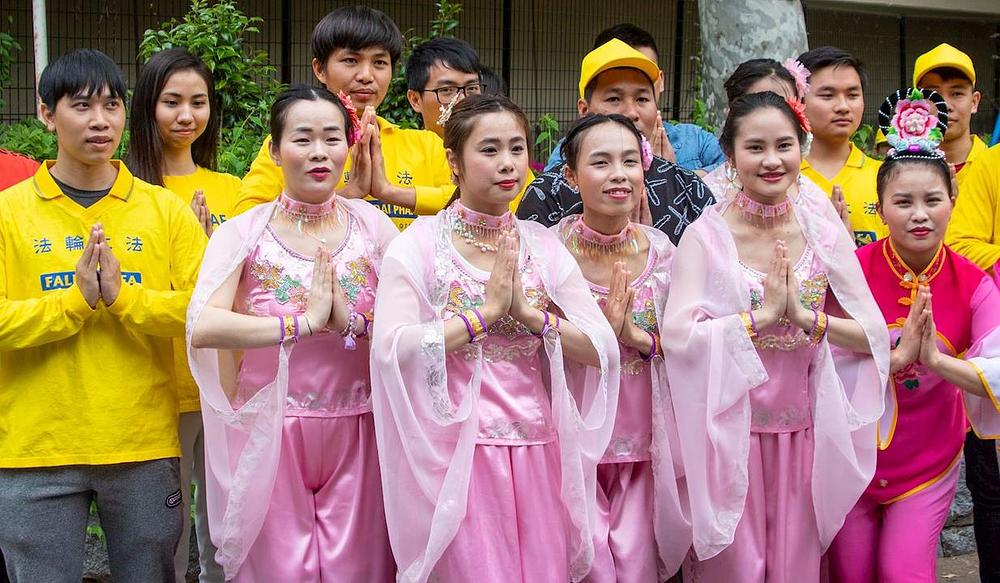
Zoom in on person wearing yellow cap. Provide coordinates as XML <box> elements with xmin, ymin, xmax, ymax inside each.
<box><xmin>517</xmin><ymin>39</ymin><xmax>713</xmax><ymax>245</ymax></box>
<box><xmin>914</xmin><ymin>43</ymin><xmax>985</xmax><ymax>185</ymax></box>
<box><xmin>927</xmin><ymin>44</ymin><xmax>1000</xmax><ymax>583</ymax></box>
<box><xmin>874</xmin><ymin>129</ymin><xmax>891</xmax><ymax>158</ymax></box>
<box><xmin>798</xmin><ymin>46</ymin><xmax>885</xmax><ymax>247</ymax></box>
<box><xmin>542</xmin><ymin>24</ymin><xmax>725</xmax><ymax>175</ymax></box>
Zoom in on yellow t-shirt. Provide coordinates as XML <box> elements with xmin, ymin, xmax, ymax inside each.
<box><xmin>0</xmin><ymin>161</ymin><xmax>207</xmax><ymax>467</ymax></box>
<box><xmin>235</xmin><ymin>116</ymin><xmax>453</xmax><ymax>230</ymax></box>
<box><xmin>955</xmin><ymin>135</ymin><xmax>989</xmax><ymax>194</ymax></box>
<box><xmin>163</xmin><ymin>166</ymin><xmax>241</xmax><ymax>413</ymax></box>
<box><xmin>947</xmin><ymin>142</ymin><xmax>1000</xmax><ymax>270</ymax></box>
<box><xmin>801</xmin><ymin>144</ymin><xmax>886</xmax><ymax>246</ymax></box>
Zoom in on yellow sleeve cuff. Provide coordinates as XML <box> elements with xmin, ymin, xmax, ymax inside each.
<box><xmin>106</xmin><ymin>281</ymin><xmax>138</xmax><ymax>316</ymax></box>
<box><xmin>971</xmin><ymin>361</ymin><xmax>1000</xmax><ymax>415</ymax></box>
<box><xmin>65</xmin><ymin>283</ymin><xmax>96</xmax><ymax>319</ymax></box>
<box><xmin>413</xmin><ymin>185</ymin><xmax>452</xmax><ymax>216</ymax></box>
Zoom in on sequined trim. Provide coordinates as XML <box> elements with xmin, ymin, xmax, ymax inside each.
<box><xmin>457</xmin><ymin>338</ymin><xmax>542</xmax><ymax>362</ymax></box>
<box><xmin>743</xmin><ymin>248</ymin><xmax>828</xmax><ymax>352</ymax></box>
<box><xmin>478</xmin><ymin>419</ymin><xmax>552</xmax><ymax>442</ymax></box>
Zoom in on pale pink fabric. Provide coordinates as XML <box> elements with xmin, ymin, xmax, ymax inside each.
<box><xmin>433</xmin><ymin>443</ymin><xmax>570</xmax><ymax>582</ymax></box>
<box><xmin>586</xmin><ymin>461</ymin><xmax>659</xmax><ymax>583</ymax></box>
<box><xmin>662</xmin><ymin>185</ymin><xmax>890</xmax><ymax>562</ymax></box>
<box><xmin>683</xmin><ymin>430</ymin><xmax>820</xmax><ymax>583</ymax></box>
<box><xmin>370</xmin><ymin>212</ymin><xmax>620</xmax><ymax>583</ymax></box>
<box><xmin>827</xmin><ymin>462</ymin><xmax>960</xmax><ymax>583</ymax></box>
<box><xmin>553</xmin><ymin>219</ymin><xmax>691</xmax><ymax>578</ymax></box>
<box><xmin>185</xmin><ymin>197</ymin><xmax>398</xmax><ymax>579</ymax></box>
<box><xmin>964</xmin><ymin>279</ymin><xmax>1000</xmax><ymax>440</ymax></box>
<box><xmin>233</xmin><ymin>414</ymin><xmax>393</xmax><ymax>583</ymax></box>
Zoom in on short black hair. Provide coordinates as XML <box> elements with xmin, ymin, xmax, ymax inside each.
<box><xmin>797</xmin><ymin>46</ymin><xmax>868</xmax><ymax>91</ymax></box>
<box><xmin>562</xmin><ymin>113</ymin><xmax>644</xmax><ymax>171</ymax></box>
<box><xmin>720</xmin><ymin>91</ymin><xmax>808</xmax><ymax>159</ymax></box>
<box><xmin>918</xmin><ymin>66</ymin><xmax>974</xmax><ymax>87</ymax></box>
<box><xmin>479</xmin><ymin>66</ymin><xmax>508</xmax><ymax>97</ymax></box>
<box><xmin>593</xmin><ymin>23</ymin><xmax>659</xmax><ymax>62</ymax></box>
<box><xmin>310</xmin><ymin>6</ymin><xmax>404</xmax><ymax>67</ymax></box>
<box><xmin>38</xmin><ymin>49</ymin><xmax>127</xmax><ymax>110</ymax></box>
<box><xmin>406</xmin><ymin>37</ymin><xmax>481</xmax><ymax>92</ymax></box>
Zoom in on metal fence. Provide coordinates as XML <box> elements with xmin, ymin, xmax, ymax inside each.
<box><xmin>1</xmin><ymin>1</ymin><xmax>998</xmax><ymax>135</ymax></box>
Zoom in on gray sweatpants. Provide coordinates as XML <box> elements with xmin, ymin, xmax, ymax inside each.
<box><xmin>0</xmin><ymin>458</ymin><xmax>183</xmax><ymax>583</ymax></box>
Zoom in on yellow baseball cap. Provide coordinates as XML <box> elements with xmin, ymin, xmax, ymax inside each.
<box><xmin>875</xmin><ymin>129</ymin><xmax>887</xmax><ymax>145</ymax></box>
<box><xmin>579</xmin><ymin>39</ymin><xmax>660</xmax><ymax>99</ymax></box>
<box><xmin>913</xmin><ymin>43</ymin><xmax>975</xmax><ymax>87</ymax></box>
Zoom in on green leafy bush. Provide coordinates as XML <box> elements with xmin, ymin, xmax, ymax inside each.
<box><xmin>380</xmin><ymin>0</ymin><xmax>463</xmax><ymax>129</ymax></box>
<box><xmin>0</xmin><ymin>16</ymin><xmax>21</xmax><ymax>112</ymax></box>
<box><xmin>0</xmin><ymin>118</ymin><xmax>57</xmax><ymax>161</ymax></box>
<box><xmin>534</xmin><ymin>113</ymin><xmax>560</xmax><ymax>167</ymax></box>
<box><xmin>851</xmin><ymin>123</ymin><xmax>877</xmax><ymax>158</ymax></box>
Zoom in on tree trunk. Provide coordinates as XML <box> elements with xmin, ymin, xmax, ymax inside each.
<box><xmin>698</xmin><ymin>0</ymin><xmax>808</xmax><ymax>128</ymax></box>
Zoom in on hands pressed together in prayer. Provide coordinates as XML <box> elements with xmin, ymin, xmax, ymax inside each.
<box><xmin>889</xmin><ymin>285</ymin><xmax>943</xmax><ymax>374</ymax></box>
<box><xmin>74</xmin><ymin>223</ymin><xmax>123</xmax><ymax>309</ymax></box>
<box><xmin>755</xmin><ymin>240</ymin><xmax>814</xmax><ymax>332</ymax></box>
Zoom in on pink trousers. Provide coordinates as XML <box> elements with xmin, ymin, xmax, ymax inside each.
<box><xmin>585</xmin><ymin>460</ymin><xmax>659</xmax><ymax>583</ymax></box>
<box><xmin>433</xmin><ymin>442</ymin><xmax>570</xmax><ymax>582</ymax></box>
<box><xmin>684</xmin><ymin>429</ymin><xmax>820</xmax><ymax>583</ymax></box>
<box><xmin>233</xmin><ymin>413</ymin><xmax>394</xmax><ymax>583</ymax></box>
<box><xmin>826</xmin><ymin>462</ymin><xmax>960</xmax><ymax>583</ymax></box>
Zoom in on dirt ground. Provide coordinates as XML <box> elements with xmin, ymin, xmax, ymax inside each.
<box><xmin>938</xmin><ymin>553</ymin><xmax>981</xmax><ymax>582</ymax></box>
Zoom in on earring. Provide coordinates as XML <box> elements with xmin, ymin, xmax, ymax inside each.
<box><xmin>724</xmin><ymin>163</ymin><xmax>743</xmax><ymax>191</ymax></box>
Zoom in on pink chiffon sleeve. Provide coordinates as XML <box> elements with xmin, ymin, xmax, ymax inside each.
<box><xmin>662</xmin><ymin>218</ymin><xmax>768</xmax><ymax>560</ymax></box>
<box><xmin>185</xmin><ymin>204</ymin><xmax>288</xmax><ymax>579</ymax></box>
<box><xmin>370</xmin><ymin>216</ymin><xmax>620</xmax><ymax>583</ymax></box>
<box><xmin>963</xmin><ymin>276</ymin><xmax>1000</xmax><ymax>438</ymax></box>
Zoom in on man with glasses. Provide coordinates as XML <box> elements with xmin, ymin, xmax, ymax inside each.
<box><xmin>406</xmin><ymin>37</ymin><xmax>484</xmax><ymax>138</ymax></box>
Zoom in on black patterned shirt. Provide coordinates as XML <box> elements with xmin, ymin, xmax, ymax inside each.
<box><xmin>516</xmin><ymin>156</ymin><xmax>715</xmax><ymax>246</ymax></box>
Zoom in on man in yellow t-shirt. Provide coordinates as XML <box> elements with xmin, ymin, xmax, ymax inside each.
<box><xmin>0</xmin><ymin>50</ymin><xmax>206</xmax><ymax>581</ymax></box>
<box><xmin>798</xmin><ymin>46</ymin><xmax>885</xmax><ymax>246</ymax></box>
<box><xmin>237</xmin><ymin>6</ymin><xmax>456</xmax><ymax>229</ymax></box>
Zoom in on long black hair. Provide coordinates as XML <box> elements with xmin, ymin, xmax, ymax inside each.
<box><xmin>719</xmin><ymin>91</ymin><xmax>808</xmax><ymax>159</ymax></box>
<box><xmin>127</xmin><ymin>48</ymin><xmax>220</xmax><ymax>186</ymax></box>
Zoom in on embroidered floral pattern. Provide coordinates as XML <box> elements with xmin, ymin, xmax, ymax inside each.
<box><xmin>249</xmin><ymin>258</ymin><xmax>308</xmax><ymax>310</ymax></box>
<box><xmin>743</xmin><ymin>249</ymin><xmax>828</xmax><ymax>352</ymax></box>
<box><xmin>458</xmin><ymin>339</ymin><xmax>542</xmax><ymax>362</ymax></box>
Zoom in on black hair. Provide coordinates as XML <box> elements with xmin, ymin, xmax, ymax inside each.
<box><xmin>583</xmin><ymin>67</ymin><xmax>655</xmax><ymax>103</ymax></box>
<box><xmin>876</xmin><ymin>154</ymin><xmax>953</xmax><ymax>203</ymax></box>
<box><xmin>310</xmin><ymin>6</ymin><xmax>404</xmax><ymax>68</ymax></box>
<box><xmin>561</xmin><ymin>113</ymin><xmax>644</xmax><ymax>171</ymax></box>
<box><xmin>917</xmin><ymin>66</ymin><xmax>974</xmax><ymax>87</ymax></box>
<box><xmin>406</xmin><ymin>37</ymin><xmax>481</xmax><ymax>92</ymax></box>
<box><xmin>797</xmin><ymin>46</ymin><xmax>868</xmax><ymax>91</ymax></box>
<box><xmin>443</xmin><ymin>94</ymin><xmax>532</xmax><ymax>206</ymax></box>
<box><xmin>593</xmin><ymin>23</ymin><xmax>659</xmax><ymax>62</ymax></box>
<box><xmin>38</xmin><ymin>49</ymin><xmax>127</xmax><ymax>110</ymax></box>
<box><xmin>724</xmin><ymin>58</ymin><xmax>798</xmax><ymax>103</ymax></box>
<box><xmin>269</xmin><ymin>85</ymin><xmax>355</xmax><ymax>146</ymax></box>
<box><xmin>127</xmin><ymin>48</ymin><xmax>220</xmax><ymax>186</ymax></box>
<box><xmin>719</xmin><ymin>91</ymin><xmax>807</xmax><ymax>159</ymax></box>
<box><xmin>479</xmin><ymin>66</ymin><xmax>508</xmax><ymax>97</ymax></box>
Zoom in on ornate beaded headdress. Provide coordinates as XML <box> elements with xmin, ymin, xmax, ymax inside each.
<box><xmin>877</xmin><ymin>87</ymin><xmax>948</xmax><ymax>160</ymax></box>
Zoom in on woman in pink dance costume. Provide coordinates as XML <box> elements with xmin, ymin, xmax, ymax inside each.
<box><xmin>186</xmin><ymin>85</ymin><xmax>398</xmax><ymax>581</ymax></box>
<box><xmin>551</xmin><ymin>113</ymin><xmax>689</xmax><ymax>582</ymax></box>
<box><xmin>370</xmin><ymin>95</ymin><xmax>620</xmax><ymax>583</ymax></box>
<box><xmin>828</xmin><ymin>88</ymin><xmax>1000</xmax><ymax>583</ymax></box>
<box><xmin>663</xmin><ymin>91</ymin><xmax>890</xmax><ymax>583</ymax></box>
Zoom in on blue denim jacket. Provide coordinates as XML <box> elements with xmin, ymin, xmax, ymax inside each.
<box><xmin>544</xmin><ymin>121</ymin><xmax>725</xmax><ymax>173</ymax></box>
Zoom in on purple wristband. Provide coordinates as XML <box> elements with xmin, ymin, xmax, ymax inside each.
<box><xmin>359</xmin><ymin>313</ymin><xmax>370</xmax><ymax>338</ymax></box>
<box><xmin>293</xmin><ymin>315</ymin><xmax>300</xmax><ymax>343</ymax></box>
<box><xmin>642</xmin><ymin>331</ymin><xmax>658</xmax><ymax>362</ymax></box>
<box><xmin>533</xmin><ymin>311</ymin><xmax>551</xmax><ymax>337</ymax></box>
<box><xmin>457</xmin><ymin>312</ymin><xmax>476</xmax><ymax>342</ymax></box>
<box><xmin>471</xmin><ymin>308</ymin><xmax>488</xmax><ymax>334</ymax></box>
<box><xmin>748</xmin><ymin>310</ymin><xmax>758</xmax><ymax>335</ymax></box>
<box><xmin>278</xmin><ymin>316</ymin><xmax>286</xmax><ymax>343</ymax></box>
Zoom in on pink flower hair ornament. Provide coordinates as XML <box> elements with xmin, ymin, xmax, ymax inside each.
<box><xmin>336</xmin><ymin>90</ymin><xmax>362</xmax><ymax>145</ymax></box>
<box><xmin>877</xmin><ymin>88</ymin><xmax>948</xmax><ymax>158</ymax></box>
<box><xmin>640</xmin><ymin>135</ymin><xmax>653</xmax><ymax>171</ymax></box>
<box><xmin>782</xmin><ymin>58</ymin><xmax>811</xmax><ymax>99</ymax></box>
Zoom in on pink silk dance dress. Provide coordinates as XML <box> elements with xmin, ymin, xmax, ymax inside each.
<box><xmin>370</xmin><ymin>205</ymin><xmax>621</xmax><ymax>583</ymax></box>
<box><xmin>185</xmin><ymin>197</ymin><xmax>398</xmax><ymax>581</ymax></box>
<box><xmin>552</xmin><ymin>218</ymin><xmax>691</xmax><ymax>582</ymax></box>
<box><xmin>662</xmin><ymin>185</ymin><xmax>890</xmax><ymax>583</ymax></box>
<box><xmin>828</xmin><ymin>240</ymin><xmax>1000</xmax><ymax>582</ymax></box>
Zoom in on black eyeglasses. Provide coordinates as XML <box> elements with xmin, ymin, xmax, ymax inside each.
<box><xmin>421</xmin><ymin>83</ymin><xmax>485</xmax><ymax>104</ymax></box>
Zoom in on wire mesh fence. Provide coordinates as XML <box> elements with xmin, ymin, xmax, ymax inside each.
<box><xmin>1</xmin><ymin>1</ymin><xmax>998</xmax><ymax>136</ymax></box>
